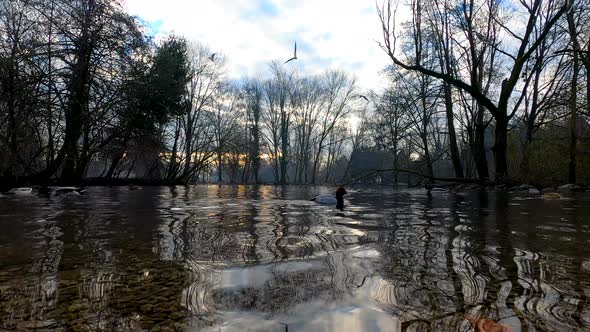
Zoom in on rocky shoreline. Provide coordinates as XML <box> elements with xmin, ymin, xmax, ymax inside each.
<box><xmin>438</xmin><ymin>182</ymin><xmax>590</xmax><ymax>194</ymax></box>
<box><xmin>1</xmin><ymin>176</ymin><xmax>589</xmax><ymax>196</ymax></box>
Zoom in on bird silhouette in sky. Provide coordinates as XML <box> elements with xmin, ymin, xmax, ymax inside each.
<box><xmin>358</xmin><ymin>95</ymin><xmax>369</xmax><ymax>102</ymax></box>
<box><xmin>209</xmin><ymin>53</ymin><xmax>216</xmax><ymax>61</ymax></box>
<box><xmin>284</xmin><ymin>41</ymin><xmax>297</xmax><ymax>64</ymax></box>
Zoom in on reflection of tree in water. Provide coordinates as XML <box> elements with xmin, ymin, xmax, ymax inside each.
<box><xmin>511</xmin><ymin>197</ymin><xmax>590</xmax><ymax>330</ymax></box>
<box><xmin>3</xmin><ymin>187</ymin><xmax>590</xmax><ymax>331</ymax></box>
<box><xmin>373</xmin><ymin>194</ymin><xmax>468</xmax><ymax>330</ymax></box>
<box><xmin>0</xmin><ymin>216</ymin><xmax>64</xmax><ymax>330</ymax></box>
<box><xmin>0</xmin><ymin>191</ymin><xmax>198</xmax><ymax>331</ymax></box>
<box><xmin>170</xmin><ymin>188</ymin><xmax>590</xmax><ymax>331</ymax></box>
<box><xmin>169</xmin><ymin>198</ymin><xmax>374</xmax><ymax>328</ymax></box>
<box><xmin>188</xmin><ymin>251</ymin><xmax>372</xmax><ymax>321</ymax></box>
<box><xmin>372</xmin><ymin>190</ymin><xmax>590</xmax><ymax>331</ymax></box>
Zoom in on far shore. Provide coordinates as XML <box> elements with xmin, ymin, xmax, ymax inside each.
<box><xmin>1</xmin><ymin>176</ymin><xmax>587</xmax><ymax>195</ymax></box>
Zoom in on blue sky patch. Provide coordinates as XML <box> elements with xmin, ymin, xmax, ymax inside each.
<box><xmin>259</xmin><ymin>0</ymin><xmax>279</xmax><ymax>17</ymax></box>
<box><xmin>148</xmin><ymin>19</ymin><xmax>164</xmax><ymax>37</ymax></box>
<box><xmin>350</xmin><ymin>62</ymin><xmax>363</xmax><ymax>71</ymax></box>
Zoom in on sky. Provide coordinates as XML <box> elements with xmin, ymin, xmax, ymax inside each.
<box><xmin>124</xmin><ymin>0</ymin><xmax>391</xmax><ymax>92</ymax></box>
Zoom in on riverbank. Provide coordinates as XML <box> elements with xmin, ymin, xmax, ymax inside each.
<box><xmin>1</xmin><ymin>176</ymin><xmax>588</xmax><ymax>194</ymax></box>
<box><xmin>0</xmin><ymin>177</ymin><xmax>180</xmax><ymax>193</ymax></box>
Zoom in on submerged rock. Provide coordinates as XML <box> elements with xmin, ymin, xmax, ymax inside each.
<box><xmin>5</xmin><ymin>187</ymin><xmax>33</xmax><ymax>195</ymax></box>
<box><xmin>512</xmin><ymin>184</ymin><xmax>532</xmax><ymax>192</ymax></box>
<box><xmin>558</xmin><ymin>184</ymin><xmax>581</xmax><ymax>193</ymax></box>
<box><xmin>528</xmin><ymin>188</ymin><xmax>540</xmax><ymax>195</ymax></box>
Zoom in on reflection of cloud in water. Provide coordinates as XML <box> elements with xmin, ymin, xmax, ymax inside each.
<box><xmin>219</xmin><ymin>260</ymin><xmax>323</xmax><ymax>288</ymax></box>
<box><xmin>199</xmin><ymin>293</ymin><xmax>400</xmax><ymax>332</ymax></box>
<box><xmin>2</xmin><ymin>186</ymin><xmax>590</xmax><ymax>331</ymax></box>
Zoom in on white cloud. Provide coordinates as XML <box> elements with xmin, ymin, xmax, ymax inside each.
<box><xmin>123</xmin><ymin>0</ymin><xmax>390</xmax><ymax>92</ymax></box>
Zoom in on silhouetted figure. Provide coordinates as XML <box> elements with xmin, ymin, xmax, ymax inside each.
<box><xmin>336</xmin><ymin>186</ymin><xmax>347</xmax><ymax>210</ymax></box>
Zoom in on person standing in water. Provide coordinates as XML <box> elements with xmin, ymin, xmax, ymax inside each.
<box><xmin>336</xmin><ymin>187</ymin><xmax>347</xmax><ymax>210</ymax></box>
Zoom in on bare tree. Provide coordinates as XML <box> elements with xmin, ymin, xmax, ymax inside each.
<box><xmin>242</xmin><ymin>78</ymin><xmax>263</xmax><ymax>183</ymax></box>
<box><xmin>177</xmin><ymin>42</ymin><xmax>225</xmax><ymax>182</ymax></box>
<box><xmin>211</xmin><ymin>85</ymin><xmax>241</xmax><ymax>183</ymax></box>
<box><xmin>0</xmin><ymin>0</ymin><xmax>44</xmax><ymax>177</ymax></box>
<box><xmin>518</xmin><ymin>19</ymin><xmax>568</xmax><ymax>180</ymax></box>
<box><xmin>261</xmin><ymin>62</ymin><xmax>293</xmax><ymax>184</ymax></box>
<box><xmin>261</xmin><ymin>75</ymin><xmax>282</xmax><ymax>183</ymax></box>
<box><xmin>291</xmin><ymin>75</ymin><xmax>324</xmax><ymax>183</ymax></box>
<box><xmin>566</xmin><ymin>0</ymin><xmax>580</xmax><ymax>184</ymax></box>
<box><xmin>311</xmin><ymin>70</ymin><xmax>356</xmax><ymax>184</ymax></box>
<box><xmin>425</xmin><ymin>0</ymin><xmax>464</xmax><ymax>178</ymax></box>
<box><xmin>378</xmin><ymin>0</ymin><xmax>568</xmax><ymax>181</ymax></box>
<box><xmin>373</xmin><ymin>76</ymin><xmax>414</xmax><ymax>183</ymax></box>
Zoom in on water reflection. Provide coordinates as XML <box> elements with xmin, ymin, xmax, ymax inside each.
<box><xmin>1</xmin><ymin>185</ymin><xmax>590</xmax><ymax>331</ymax></box>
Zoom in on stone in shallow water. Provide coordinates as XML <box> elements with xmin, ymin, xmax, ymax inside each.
<box><xmin>512</xmin><ymin>184</ymin><xmax>532</xmax><ymax>192</ymax></box>
<box><xmin>140</xmin><ymin>303</ymin><xmax>153</xmax><ymax>312</ymax></box>
<box><xmin>558</xmin><ymin>184</ymin><xmax>581</xmax><ymax>193</ymax></box>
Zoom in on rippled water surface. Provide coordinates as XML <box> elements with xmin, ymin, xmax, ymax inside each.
<box><xmin>1</xmin><ymin>185</ymin><xmax>590</xmax><ymax>331</ymax></box>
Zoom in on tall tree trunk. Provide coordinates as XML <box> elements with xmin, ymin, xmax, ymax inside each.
<box><xmin>324</xmin><ymin>147</ymin><xmax>333</xmax><ymax>184</ymax></box>
<box><xmin>280</xmin><ymin>110</ymin><xmax>289</xmax><ymax>185</ymax></box>
<box><xmin>393</xmin><ymin>141</ymin><xmax>399</xmax><ymax>185</ymax></box>
<box><xmin>567</xmin><ymin>3</ymin><xmax>579</xmax><ymax>184</ymax></box>
<box><xmin>75</xmin><ymin>123</ymin><xmax>91</xmax><ymax>179</ymax></box>
<box><xmin>217</xmin><ymin>151</ymin><xmax>223</xmax><ymax>183</ymax></box>
<box><xmin>167</xmin><ymin>120</ymin><xmax>181</xmax><ymax>180</ymax></box>
<box><xmin>519</xmin><ymin>55</ymin><xmax>543</xmax><ymax>182</ymax></box>
<box><xmin>46</xmin><ymin>0</ymin><xmax>55</xmax><ymax>167</ymax></box>
<box><xmin>252</xmin><ymin>117</ymin><xmax>260</xmax><ymax>184</ymax></box>
<box><xmin>182</xmin><ymin>115</ymin><xmax>193</xmax><ymax>181</ymax></box>
<box><xmin>105</xmin><ymin>134</ymin><xmax>131</xmax><ymax>179</ymax></box>
<box><xmin>105</xmin><ymin>150</ymin><xmax>124</xmax><ymax>179</ymax></box>
<box><xmin>443</xmin><ymin>83</ymin><xmax>464</xmax><ymax>178</ymax></box>
<box><xmin>6</xmin><ymin>69</ymin><xmax>17</xmax><ymax>177</ymax></box>
<box><xmin>125</xmin><ymin>159</ymin><xmax>136</xmax><ymax>179</ymax></box>
<box><xmin>422</xmin><ymin>134</ymin><xmax>434</xmax><ymax>182</ymax></box>
<box><xmin>273</xmin><ymin>141</ymin><xmax>280</xmax><ymax>184</ymax></box>
<box><xmin>473</xmin><ymin>103</ymin><xmax>489</xmax><ymax>181</ymax></box>
<box><xmin>420</xmin><ymin>83</ymin><xmax>433</xmax><ymax>183</ymax></box>
<box><xmin>4</xmin><ymin>35</ymin><xmax>19</xmax><ymax>177</ymax></box>
<box><xmin>492</xmin><ymin>111</ymin><xmax>509</xmax><ymax>181</ymax></box>
<box><xmin>61</xmin><ymin>32</ymin><xmax>92</xmax><ymax>184</ymax></box>
<box><xmin>311</xmin><ymin>142</ymin><xmax>323</xmax><ymax>185</ymax></box>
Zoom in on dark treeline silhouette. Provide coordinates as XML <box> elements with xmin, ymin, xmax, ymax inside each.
<box><xmin>1</xmin><ymin>0</ymin><xmax>589</xmax><ymax>188</ymax></box>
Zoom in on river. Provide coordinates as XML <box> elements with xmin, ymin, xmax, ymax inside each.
<box><xmin>1</xmin><ymin>185</ymin><xmax>589</xmax><ymax>331</ymax></box>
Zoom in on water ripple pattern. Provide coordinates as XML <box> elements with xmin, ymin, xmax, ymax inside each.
<box><xmin>0</xmin><ymin>185</ymin><xmax>589</xmax><ymax>331</ymax></box>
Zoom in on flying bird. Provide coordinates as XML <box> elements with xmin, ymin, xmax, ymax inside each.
<box><xmin>358</xmin><ymin>95</ymin><xmax>369</xmax><ymax>102</ymax></box>
<box><xmin>284</xmin><ymin>41</ymin><xmax>297</xmax><ymax>64</ymax></box>
<box><xmin>209</xmin><ymin>53</ymin><xmax>216</xmax><ymax>61</ymax></box>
